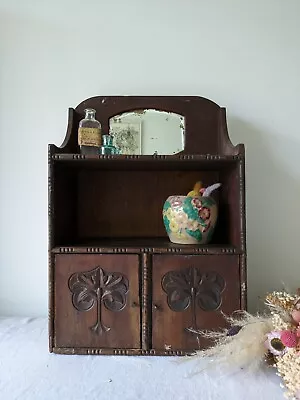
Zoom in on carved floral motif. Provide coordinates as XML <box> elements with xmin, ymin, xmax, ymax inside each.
<box><xmin>68</xmin><ymin>266</ymin><xmax>129</xmax><ymax>335</ymax></box>
<box><xmin>162</xmin><ymin>266</ymin><xmax>225</xmax><ymax>332</ymax></box>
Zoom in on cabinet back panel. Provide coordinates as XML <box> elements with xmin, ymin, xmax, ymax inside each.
<box><xmin>77</xmin><ymin>170</ymin><xmax>218</xmax><ymax>239</ymax></box>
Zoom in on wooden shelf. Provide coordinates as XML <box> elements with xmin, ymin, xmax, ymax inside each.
<box><xmin>51</xmin><ymin>153</ymin><xmax>243</xmax><ymax>171</ymax></box>
<box><xmin>51</xmin><ymin>238</ymin><xmax>239</xmax><ymax>255</ymax></box>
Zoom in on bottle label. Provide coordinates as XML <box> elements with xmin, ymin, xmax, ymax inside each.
<box><xmin>78</xmin><ymin>127</ymin><xmax>101</xmax><ymax>147</ymax></box>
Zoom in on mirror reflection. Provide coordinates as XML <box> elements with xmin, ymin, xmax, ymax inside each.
<box><xmin>109</xmin><ymin>109</ymin><xmax>185</xmax><ymax>155</ymax></box>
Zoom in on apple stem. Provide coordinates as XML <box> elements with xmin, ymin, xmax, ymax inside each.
<box><xmin>202</xmin><ymin>183</ymin><xmax>221</xmax><ymax>197</ymax></box>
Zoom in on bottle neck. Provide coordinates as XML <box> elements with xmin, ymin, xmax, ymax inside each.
<box><xmin>84</xmin><ymin>109</ymin><xmax>96</xmax><ymax>120</ymax></box>
<box><xmin>103</xmin><ymin>134</ymin><xmax>113</xmax><ymax>146</ymax></box>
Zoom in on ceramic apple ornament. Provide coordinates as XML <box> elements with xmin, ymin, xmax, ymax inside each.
<box><xmin>162</xmin><ymin>181</ymin><xmax>221</xmax><ymax>245</ymax></box>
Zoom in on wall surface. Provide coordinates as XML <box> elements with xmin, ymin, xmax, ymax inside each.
<box><xmin>0</xmin><ymin>0</ymin><xmax>299</xmax><ymax>316</ymax></box>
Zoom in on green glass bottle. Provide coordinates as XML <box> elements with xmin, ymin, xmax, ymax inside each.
<box><xmin>100</xmin><ymin>134</ymin><xmax>118</xmax><ymax>155</ymax></box>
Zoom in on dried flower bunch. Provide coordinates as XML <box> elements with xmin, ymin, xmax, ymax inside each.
<box><xmin>194</xmin><ymin>288</ymin><xmax>300</xmax><ymax>399</ymax></box>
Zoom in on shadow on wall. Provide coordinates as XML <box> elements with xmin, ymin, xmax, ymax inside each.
<box><xmin>228</xmin><ymin>117</ymin><xmax>300</xmax><ymax>313</ymax></box>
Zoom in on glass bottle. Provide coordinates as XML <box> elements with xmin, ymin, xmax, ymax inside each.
<box><xmin>78</xmin><ymin>108</ymin><xmax>101</xmax><ymax>155</ymax></box>
<box><xmin>100</xmin><ymin>134</ymin><xmax>118</xmax><ymax>155</ymax></box>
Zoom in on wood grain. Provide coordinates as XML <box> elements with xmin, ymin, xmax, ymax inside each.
<box><xmin>54</xmin><ymin>254</ymin><xmax>140</xmax><ymax>349</ymax></box>
<box><xmin>152</xmin><ymin>255</ymin><xmax>240</xmax><ymax>351</ymax></box>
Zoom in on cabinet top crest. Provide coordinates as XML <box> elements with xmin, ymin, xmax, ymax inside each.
<box><xmin>53</xmin><ymin>96</ymin><xmax>243</xmax><ymax>156</ymax></box>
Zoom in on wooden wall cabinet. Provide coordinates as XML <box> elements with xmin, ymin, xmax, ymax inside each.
<box><xmin>49</xmin><ymin>96</ymin><xmax>246</xmax><ymax>356</ymax></box>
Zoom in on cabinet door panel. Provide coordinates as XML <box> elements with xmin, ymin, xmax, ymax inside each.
<box><xmin>54</xmin><ymin>254</ymin><xmax>140</xmax><ymax>349</ymax></box>
<box><xmin>152</xmin><ymin>255</ymin><xmax>240</xmax><ymax>351</ymax></box>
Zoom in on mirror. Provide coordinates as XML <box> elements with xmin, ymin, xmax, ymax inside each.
<box><xmin>109</xmin><ymin>109</ymin><xmax>185</xmax><ymax>155</ymax></box>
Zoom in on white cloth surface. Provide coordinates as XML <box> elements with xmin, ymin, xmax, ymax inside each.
<box><xmin>0</xmin><ymin>317</ymin><xmax>284</xmax><ymax>400</ymax></box>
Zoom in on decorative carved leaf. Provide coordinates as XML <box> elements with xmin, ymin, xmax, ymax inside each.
<box><xmin>162</xmin><ymin>270</ymin><xmax>191</xmax><ymax>311</ymax></box>
<box><xmin>103</xmin><ymin>290</ymin><xmax>127</xmax><ymax>311</ymax></box>
<box><xmin>197</xmin><ymin>290</ymin><xmax>221</xmax><ymax>310</ymax></box>
<box><xmin>196</xmin><ymin>272</ymin><xmax>225</xmax><ymax>311</ymax></box>
<box><xmin>68</xmin><ymin>266</ymin><xmax>129</xmax><ymax>335</ymax></box>
<box><xmin>162</xmin><ymin>266</ymin><xmax>225</xmax><ymax>331</ymax></box>
<box><xmin>68</xmin><ymin>268</ymin><xmax>100</xmax><ymax>311</ymax></box>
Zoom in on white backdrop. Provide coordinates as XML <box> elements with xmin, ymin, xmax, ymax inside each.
<box><xmin>0</xmin><ymin>0</ymin><xmax>299</xmax><ymax>316</ymax></box>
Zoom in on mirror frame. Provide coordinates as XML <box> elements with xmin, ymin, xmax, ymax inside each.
<box><xmin>58</xmin><ymin>96</ymin><xmax>242</xmax><ymax>156</ymax></box>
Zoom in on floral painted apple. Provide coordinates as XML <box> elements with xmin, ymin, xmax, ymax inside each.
<box><xmin>163</xmin><ymin>181</ymin><xmax>221</xmax><ymax>245</ymax></box>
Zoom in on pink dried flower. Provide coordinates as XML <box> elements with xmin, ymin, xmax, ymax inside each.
<box><xmin>280</xmin><ymin>330</ymin><xmax>298</xmax><ymax>348</ymax></box>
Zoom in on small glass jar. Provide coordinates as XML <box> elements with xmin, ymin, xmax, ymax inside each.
<box><xmin>78</xmin><ymin>108</ymin><xmax>101</xmax><ymax>155</ymax></box>
<box><xmin>100</xmin><ymin>134</ymin><xmax>118</xmax><ymax>155</ymax></box>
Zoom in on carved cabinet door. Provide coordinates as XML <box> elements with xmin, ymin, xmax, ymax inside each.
<box><xmin>152</xmin><ymin>255</ymin><xmax>241</xmax><ymax>352</ymax></box>
<box><xmin>54</xmin><ymin>254</ymin><xmax>140</xmax><ymax>350</ymax></box>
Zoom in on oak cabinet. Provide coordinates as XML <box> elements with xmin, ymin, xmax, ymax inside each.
<box><xmin>49</xmin><ymin>96</ymin><xmax>246</xmax><ymax>356</ymax></box>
